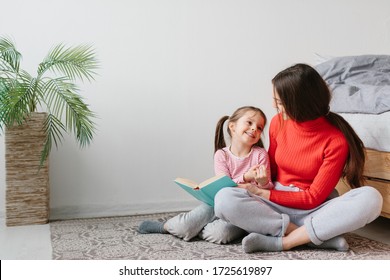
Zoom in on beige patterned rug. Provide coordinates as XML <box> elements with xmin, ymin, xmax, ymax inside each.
<box><xmin>50</xmin><ymin>212</ymin><xmax>390</xmax><ymax>260</ymax></box>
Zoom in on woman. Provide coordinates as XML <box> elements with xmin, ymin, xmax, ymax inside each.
<box><xmin>214</xmin><ymin>63</ymin><xmax>383</xmax><ymax>253</ymax></box>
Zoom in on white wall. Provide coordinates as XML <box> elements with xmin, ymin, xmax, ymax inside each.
<box><xmin>1</xmin><ymin>0</ymin><xmax>389</xmax><ymax>220</ymax></box>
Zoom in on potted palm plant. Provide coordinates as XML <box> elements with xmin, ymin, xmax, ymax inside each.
<box><xmin>0</xmin><ymin>36</ymin><xmax>99</xmax><ymax>226</ymax></box>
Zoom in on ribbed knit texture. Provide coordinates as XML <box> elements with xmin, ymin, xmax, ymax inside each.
<box><xmin>214</xmin><ymin>146</ymin><xmax>274</xmax><ymax>189</ymax></box>
<box><xmin>268</xmin><ymin>114</ymin><xmax>349</xmax><ymax>209</ymax></box>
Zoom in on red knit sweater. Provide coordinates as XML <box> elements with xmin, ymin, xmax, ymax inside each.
<box><xmin>268</xmin><ymin>114</ymin><xmax>349</xmax><ymax>209</ymax></box>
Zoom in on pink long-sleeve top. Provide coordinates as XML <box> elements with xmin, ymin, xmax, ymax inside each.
<box><xmin>214</xmin><ymin>146</ymin><xmax>274</xmax><ymax>189</ymax></box>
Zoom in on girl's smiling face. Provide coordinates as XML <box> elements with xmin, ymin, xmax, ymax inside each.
<box><xmin>229</xmin><ymin>111</ymin><xmax>265</xmax><ymax>147</ymax></box>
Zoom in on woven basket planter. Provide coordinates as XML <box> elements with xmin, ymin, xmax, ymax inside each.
<box><xmin>5</xmin><ymin>112</ymin><xmax>49</xmax><ymax>226</ymax></box>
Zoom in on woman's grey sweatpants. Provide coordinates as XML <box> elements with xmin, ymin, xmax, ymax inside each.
<box><xmin>214</xmin><ymin>184</ymin><xmax>383</xmax><ymax>245</ymax></box>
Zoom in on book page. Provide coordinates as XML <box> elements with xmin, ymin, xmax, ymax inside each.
<box><xmin>174</xmin><ymin>178</ymin><xmax>198</xmax><ymax>189</ymax></box>
<box><xmin>198</xmin><ymin>174</ymin><xmax>225</xmax><ymax>188</ymax></box>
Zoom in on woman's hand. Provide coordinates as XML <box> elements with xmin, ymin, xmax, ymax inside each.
<box><xmin>238</xmin><ymin>183</ymin><xmax>271</xmax><ymax>200</ymax></box>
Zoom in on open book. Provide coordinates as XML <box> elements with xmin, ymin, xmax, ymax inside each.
<box><xmin>174</xmin><ymin>174</ymin><xmax>237</xmax><ymax>206</ymax></box>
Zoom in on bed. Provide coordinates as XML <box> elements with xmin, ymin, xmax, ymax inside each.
<box><xmin>315</xmin><ymin>55</ymin><xmax>390</xmax><ymax>218</ymax></box>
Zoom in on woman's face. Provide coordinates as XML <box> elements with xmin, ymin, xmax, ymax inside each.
<box><xmin>273</xmin><ymin>88</ymin><xmax>289</xmax><ymax>120</ymax></box>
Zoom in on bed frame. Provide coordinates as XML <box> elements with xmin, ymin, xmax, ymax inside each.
<box><xmin>336</xmin><ymin>149</ymin><xmax>390</xmax><ymax>218</ymax></box>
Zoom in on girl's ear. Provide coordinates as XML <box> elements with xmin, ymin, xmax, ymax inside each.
<box><xmin>228</xmin><ymin>122</ymin><xmax>235</xmax><ymax>133</ymax></box>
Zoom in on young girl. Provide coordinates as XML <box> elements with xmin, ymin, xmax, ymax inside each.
<box><xmin>214</xmin><ymin>106</ymin><xmax>274</xmax><ymax>189</ymax></box>
<box><xmin>214</xmin><ymin>64</ymin><xmax>383</xmax><ymax>253</ymax></box>
<box><xmin>138</xmin><ymin>106</ymin><xmax>273</xmax><ymax>244</ymax></box>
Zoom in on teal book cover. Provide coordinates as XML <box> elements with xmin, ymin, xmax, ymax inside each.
<box><xmin>174</xmin><ymin>174</ymin><xmax>237</xmax><ymax>206</ymax></box>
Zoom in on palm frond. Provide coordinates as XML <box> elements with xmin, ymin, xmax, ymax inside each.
<box><xmin>41</xmin><ymin>113</ymin><xmax>66</xmax><ymax>166</ymax></box>
<box><xmin>42</xmin><ymin>77</ymin><xmax>75</xmax><ymax>117</ymax></box>
<box><xmin>38</xmin><ymin>44</ymin><xmax>99</xmax><ymax>82</ymax></box>
<box><xmin>17</xmin><ymin>70</ymin><xmax>40</xmax><ymax>112</ymax></box>
<box><xmin>0</xmin><ymin>36</ymin><xmax>21</xmax><ymax>73</ymax></box>
<box><xmin>0</xmin><ymin>79</ymin><xmax>9</xmax><ymax>131</ymax></box>
<box><xmin>40</xmin><ymin>77</ymin><xmax>96</xmax><ymax>148</ymax></box>
<box><xmin>64</xmin><ymin>90</ymin><xmax>96</xmax><ymax>148</ymax></box>
<box><xmin>0</xmin><ymin>79</ymin><xmax>34</xmax><ymax>128</ymax></box>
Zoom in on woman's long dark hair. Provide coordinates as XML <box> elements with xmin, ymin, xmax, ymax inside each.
<box><xmin>272</xmin><ymin>63</ymin><xmax>365</xmax><ymax>188</ymax></box>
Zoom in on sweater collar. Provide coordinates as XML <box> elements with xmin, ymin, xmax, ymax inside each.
<box><xmin>291</xmin><ymin>116</ymin><xmax>328</xmax><ymax>131</ymax></box>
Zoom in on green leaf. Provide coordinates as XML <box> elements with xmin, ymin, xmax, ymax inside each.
<box><xmin>0</xmin><ymin>36</ymin><xmax>21</xmax><ymax>72</ymax></box>
<box><xmin>38</xmin><ymin>44</ymin><xmax>99</xmax><ymax>82</ymax></box>
<box><xmin>41</xmin><ymin>113</ymin><xmax>66</xmax><ymax>167</ymax></box>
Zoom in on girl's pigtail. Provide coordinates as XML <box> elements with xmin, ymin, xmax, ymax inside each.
<box><xmin>214</xmin><ymin>116</ymin><xmax>229</xmax><ymax>153</ymax></box>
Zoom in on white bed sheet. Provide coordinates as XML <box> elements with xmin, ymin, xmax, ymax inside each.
<box><xmin>340</xmin><ymin>111</ymin><xmax>390</xmax><ymax>152</ymax></box>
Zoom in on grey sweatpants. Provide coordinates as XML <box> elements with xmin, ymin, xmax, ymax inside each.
<box><xmin>164</xmin><ymin>203</ymin><xmax>247</xmax><ymax>244</ymax></box>
<box><xmin>214</xmin><ymin>185</ymin><xmax>383</xmax><ymax>245</ymax></box>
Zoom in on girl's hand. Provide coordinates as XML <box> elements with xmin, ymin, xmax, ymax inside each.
<box><xmin>254</xmin><ymin>165</ymin><xmax>268</xmax><ymax>187</ymax></box>
<box><xmin>243</xmin><ymin>165</ymin><xmax>260</xmax><ymax>182</ymax></box>
<box><xmin>244</xmin><ymin>165</ymin><xmax>269</xmax><ymax>187</ymax></box>
<box><xmin>237</xmin><ymin>183</ymin><xmax>271</xmax><ymax>200</ymax></box>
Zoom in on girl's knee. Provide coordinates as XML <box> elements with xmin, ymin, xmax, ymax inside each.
<box><xmin>214</xmin><ymin>188</ymin><xmax>241</xmax><ymax>219</ymax></box>
<box><xmin>200</xmin><ymin>220</ymin><xmax>247</xmax><ymax>244</ymax></box>
<box><xmin>165</xmin><ymin>205</ymin><xmax>215</xmax><ymax>241</ymax></box>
